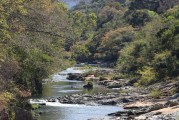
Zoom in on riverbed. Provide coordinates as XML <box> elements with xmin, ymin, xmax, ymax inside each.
<box><xmin>33</xmin><ymin>66</ymin><xmax>123</xmax><ymax>120</ymax></box>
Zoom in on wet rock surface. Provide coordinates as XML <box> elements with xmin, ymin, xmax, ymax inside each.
<box><xmin>48</xmin><ymin>86</ymin><xmax>150</xmax><ymax>106</ymax></box>
<box><xmin>56</xmin><ymin>93</ymin><xmax>123</xmax><ymax>105</ymax></box>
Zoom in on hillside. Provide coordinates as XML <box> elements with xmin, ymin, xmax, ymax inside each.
<box><xmin>70</xmin><ymin>0</ymin><xmax>179</xmax><ymax>87</ymax></box>
<box><xmin>130</xmin><ymin>0</ymin><xmax>179</xmax><ymax>13</ymax></box>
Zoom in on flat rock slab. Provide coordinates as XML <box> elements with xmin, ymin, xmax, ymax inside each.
<box><xmin>124</xmin><ymin>101</ymin><xmax>166</xmax><ymax>109</ymax></box>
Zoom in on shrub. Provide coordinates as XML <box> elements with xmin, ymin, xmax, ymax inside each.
<box><xmin>31</xmin><ymin>104</ymin><xmax>40</xmax><ymax>110</ymax></box>
<box><xmin>150</xmin><ymin>89</ymin><xmax>162</xmax><ymax>99</ymax></box>
<box><xmin>138</xmin><ymin>66</ymin><xmax>157</xmax><ymax>85</ymax></box>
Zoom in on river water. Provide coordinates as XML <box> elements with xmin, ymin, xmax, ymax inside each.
<box><xmin>33</xmin><ymin>66</ymin><xmax>123</xmax><ymax>120</ymax></box>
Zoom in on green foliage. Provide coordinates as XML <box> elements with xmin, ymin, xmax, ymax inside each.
<box><xmin>98</xmin><ymin>26</ymin><xmax>134</xmax><ymax>62</ymax></box>
<box><xmin>71</xmin><ymin>44</ymin><xmax>91</xmax><ymax>62</ymax></box>
<box><xmin>0</xmin><ymin>0</ymin><xmax>27</xmax><ymax>41</ymax></box>
<box><xmin>117</xmin><ymin>37</ymin><xmax>150</xmax><ymax>74</ymax></box>
<box><xmin>0</xmin><ymin>91</ymin><xmax>14</xmax><ymax>109</ymax></box>
<box><xmin>117</xmin><ymin>5</ymin><xmax>179</xmax><ymax>86</ymax></box>
<box><xmin>0</xmin><ymin>0</ymin><xmax>75</xmax><ymax>115</ymax></box>
<box><xmin>69</xmin><ymin>0</ymin><xmax>128</xmax><ymax>63</ymax></box>
<box><xmin>137</xmin><ymin>66</ymin><xmax>157</xmax><ymax>85</ymax></box>
<box><xmin>150</xmin><ymin>89</ymin><xmax>162</xmax><ymax>99</ymax></box>
<box><xmin>0</xmin><ymin>0</ymin><xmax>179</xmax><ymax>117</ymax></box>
<box><xmin>70</xmin><ymin>1</ymin><xmax>179</xmax><ymax>87</ymax></box>
<box><xmin>126</xmin><ymin>9</ymin><xmax>158</xmax><ymax>27</ymax></box>
<box><xmin>56</xmin><ymin>2</ymin><xmax>68</xmax><ymax>11</ymax></box>
<box><xmin>31</xmin><ymin>104</ymin><xmax>40</xmax><ymax>110</ymax></box>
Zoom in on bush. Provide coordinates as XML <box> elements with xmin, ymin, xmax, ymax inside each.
<box><xmin>31</xmin><ymin>104</ymin><xmax>40</xmax><ymax>110</ymax></box>
<box><xmin>150</xmin><ymin>89</ymin><xmax>162</xmax><ymax>99</ymax></box>
<box><xmin>138</xmin><ymin>66</ymin><xmax>157</xmax><ymax>85</ymax></box>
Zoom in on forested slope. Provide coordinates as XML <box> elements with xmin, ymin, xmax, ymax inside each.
<box><xmin>129</xmin><ymin>0</ymin><xmax>179</xmax><ymax>13</ymax></box>
<box><xmin>0</xmin><ymin>0</ymin><xmax>104</xmax><ymax>119</ymax></box>
<box><xmin>0</xmin><ymin>0</ymin><xmax>75</xmax><ymax>119</ymax></box>
<box><xmin>70</xmin><ymin>0</ymin><xmax>179</xmax><ymax>85</ymax></box>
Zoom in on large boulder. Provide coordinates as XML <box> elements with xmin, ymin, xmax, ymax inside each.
<box><xmin>99</xmin><ymin>99</ymin><xmax>117</xmax><ymax>105</ymax></box>
<box><xmin>98</xmin><ymin>79</ymin><xmax>130</xmax><ymax>89</ymax></box>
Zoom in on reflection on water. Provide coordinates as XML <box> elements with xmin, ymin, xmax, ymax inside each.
<box><xmin>35</xmin><ymin>67</ymin><xmax>122</xmax><ymax>120</ymax></box>
<box><xmin>38</xmin><ymin>105</ymin><xmax>121</xmax><ymax>120</ymax></box>
<box><xmin>41</xmin><ymin>81</ymin><xmax>114</xmax><ymax>98</ymax></box>
<box><xmin>58</xmin><ymin>90</ymin><xmax>83</xmax><ymax>93</ymax></box>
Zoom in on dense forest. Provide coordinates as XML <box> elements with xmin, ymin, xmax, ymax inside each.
<box><xmin>0</xmin><ymin>0</ymin><xmax>179</xmax><ymax>119</ymax></box>
<box><xmin>71</xmin><ymin>0</ymin><xmax>179</xmax><ymax>84</ymax></box>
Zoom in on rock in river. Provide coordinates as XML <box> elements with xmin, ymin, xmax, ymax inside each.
<box><xmin>67</xmin><ymin>73</ymin><xmax>85</xmax><ymax>81</ymax></box>
<box><xmin>83</xmin><ymin>82</ymin><xmax>93</xmax><ymax>89</ymax></box>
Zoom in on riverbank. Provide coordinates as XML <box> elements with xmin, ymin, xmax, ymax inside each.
<box><xmin>59</xmin><ymin>68</ymin><xmax>179</xmax><ymax>120</ymax></box>
<box><xmin>46</xmin><ymin>82</ymin><xmax>179</xmax><ymax>120</ymax></box>
<box><xmin>33</xmin><ymin>66</ymin><xmax>179</xmax><ymax>120</ymax></box>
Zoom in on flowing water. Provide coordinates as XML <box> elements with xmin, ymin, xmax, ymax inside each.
<box><xmin>32</xmin><ymin>66</ymin><xmax>123</xmax><ymax>120</ymax></box>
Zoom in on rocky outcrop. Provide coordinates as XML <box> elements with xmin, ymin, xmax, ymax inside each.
<box><xmin>98</xmin><ymin>79</ymin><xmax>133</xmax><ymax>89</ymax></box>
<box><xmin>129</xmin><ymin>0</ymin><xmax>179</xmax><ymax>13</ymax></box>
<box><xmin>55</xmin><ymin>92</ymin><xmax>135</xmax><ymax>105</ymax></box>
<box><xmin>51</xmin><ymin>89</ymin><xmax>150</xmax><ymax>106</ymax></box>
<box><xmin>108</xmin><ymin>98</ymin><xmax>179</xmax><ymax>119</ymax></box>
<box><xmin>67</xmin><ymin>73</ymin><xmax>85</xmax><ymax>81</ymax></box>
<box><xmin>109</xmin><ymin>102</ymin><xmax>164</xmax><ymax>119</ymax></box>
<box><xmin>100</xmin><ymin>99</ymin><xmax>117</xmax><ymax>105</ymax></box>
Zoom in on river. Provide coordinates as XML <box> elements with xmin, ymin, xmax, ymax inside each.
<box><xmin>32</xmin><ymin>66</ymin><xmax>123</xmax><ymax>120</ymax></box>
